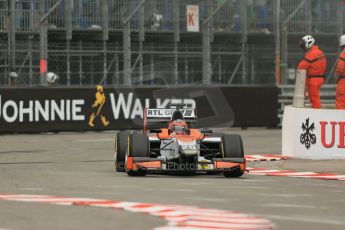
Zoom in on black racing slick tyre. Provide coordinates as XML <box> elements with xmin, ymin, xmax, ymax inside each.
<box><xmin>205</xmin><ymin>133</ymin><xmax>224</xmax><ymax>175</ymax></box>
<box><xmin>126</xmin><ymin>133</ymin><xmax>150</xmax><ymax>176</ymax></box>
<box><xmin>221</xmin><ymin>134</ymin><xmax>245</xmax><ymax>177</ymax></box>
<box><xmin>115</xmin><ymin>131</ymin><xmax>130</xmax><ymax>172</ymax></box>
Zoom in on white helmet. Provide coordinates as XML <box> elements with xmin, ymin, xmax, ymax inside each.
<box><xmin>300</xmin><ymin>35</ymin><xmax>315</xmax><ymax>49</ymax></box>
<box><xmin>339</xmin><ymin>35</ymin><xmax>345</xmax><ymax>46</ymax></box>
<box><xmin>46</xmin><ymin>72</ymin><xmax>59</xmax><ymax>84</ymax></box>
<box><xmin>9</xmin><ymin>71</ymin><xmax>18</xmax><ymax>78</ymax></box>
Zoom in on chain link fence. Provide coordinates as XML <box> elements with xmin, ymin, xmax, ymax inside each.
<box><xmin>0</xmin><ymin>0</ymin><xmax>343</xmax><ymax>87</ymax></box>
<box><xmin>0</xmin><ymin>0</ymin><xmax>8</xmax><ymax>85</ymax></box>
<box><xmin>0</xmin><ymin>33</ymin><xmax>8</xmax><ymax>85</ymax></box>
<box><xmin>48</xmin><ymin>33</ymin><xmax>105</xmax><ymax>85</ymax></box>
<box><xmin>281</xmin><ymin>0</ymin><xmax>339</xmax><ymax>34</ymax></box>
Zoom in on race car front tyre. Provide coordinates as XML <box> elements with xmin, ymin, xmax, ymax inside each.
<box><xmin>115</xmin><ymin>131</ymin><xmax>130</xmax><ymax>172</ymax></box>
<box><xmin>127</xmin><ymin>170</ymin><xmax>146</xmax><ymax>177</ymax></box>
<box><xmin>221</xmin><ymin>134</ymin><xmax>244</xmax><ymax>158</ymax></box>
<box><xmin>223</xmin><ymin>168</ymin><xmax>244</xmax><ymax>177</ymax></box>
<box><xmin>221</xmin><ymin>134</ymin><xmax>245</xmax><ymax>177</ymax></box>
<box><xmin>126</xmin><ymin>133</ymin><xmax>150</xmax><ymax>176</ymax></box>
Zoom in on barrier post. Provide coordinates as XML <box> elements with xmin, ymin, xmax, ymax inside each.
<box><xmin>293</xmin><ymin>69</ymin><xmax>306</xmax><ymax>107</ymax></box>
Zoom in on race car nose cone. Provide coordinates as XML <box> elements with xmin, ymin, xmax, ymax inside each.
<box><xmin>181</xmin><ymin>148</ymin><xmax>198</xmax><ymax>156</ymax></box>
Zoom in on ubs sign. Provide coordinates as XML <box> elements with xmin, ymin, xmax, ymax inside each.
<box><xmin>320</xmin><ymin>121</ymin><xmax>345</xmax><ymax>148</ymax></box>
<box><xmin>300</xmin><ymin>118</ymin><xmax>345</xmax><ymax>149</ymax></box>
<box><xmin>283</xmin><ymin>106</ymin><xmax>345</xmax><ymax>159</ymax></box>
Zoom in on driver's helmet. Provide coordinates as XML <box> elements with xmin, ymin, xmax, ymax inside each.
<box><xmin>169</xmin><ymin>119</ymin><xmax>188</xmax><ymax>134</ymax></box>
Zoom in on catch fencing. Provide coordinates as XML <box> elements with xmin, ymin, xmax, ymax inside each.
<box><xmin>0</xmin><ymin>0</ymin><xmax>343</xmax><ymax>87</ymax></box>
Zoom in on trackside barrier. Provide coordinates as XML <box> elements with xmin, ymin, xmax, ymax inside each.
<box><xmin>0</xmin><ymin>86</ymin><xmax>279</xmax><ymax>133</ymax></box>
<box><xmin>282</xmin><ymin>105</ymin><xmax>345</xmax><ymax>159</ymax></box>
<box><xmin>283</xmin><ymin>69</ymin><xmax>345</xmax><ymax>159</ymax></box>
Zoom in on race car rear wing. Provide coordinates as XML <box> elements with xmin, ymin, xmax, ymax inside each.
<box><xmin>143</xmin><ymin>108</ymin><xmax>197</xmax><ymax>134</ymax></box>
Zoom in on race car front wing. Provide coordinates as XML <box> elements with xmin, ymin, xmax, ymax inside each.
<box><xmin>126</xmin><ymin>157</ymin><xmax>246</xmax><ymax>173</ymax></box>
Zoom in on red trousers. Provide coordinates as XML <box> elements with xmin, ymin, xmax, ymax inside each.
<box><xmin>306</xmin><ymin>78</ymin><xmax>324</xmax><ymax>109</ymax></box>
<box><xmin>336</xmin><ymin>78</ymin><xmax>345</xmax><ymax>110</ymax></box>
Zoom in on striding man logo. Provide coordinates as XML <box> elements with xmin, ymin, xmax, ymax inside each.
<box><xmin>88</xmin><ymin>85</ymin><xmax>109</xmax><ymax>127</ymax></box>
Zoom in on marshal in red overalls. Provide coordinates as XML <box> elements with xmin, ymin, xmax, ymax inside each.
<box><xmin>297</xmin><ymin>35</ymin><xmax>327</xmax><ymax>109</ymax></box>
<box><xmin>335</xmin><ymin>35</ymin><xmax>345</xmax><ymax>110</ymax></box>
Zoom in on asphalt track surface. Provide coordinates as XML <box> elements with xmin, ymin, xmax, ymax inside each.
<box><xmin>0</xmin><ymin>128</ymin><xmax>344</xmax><ymax>230</ymax></box>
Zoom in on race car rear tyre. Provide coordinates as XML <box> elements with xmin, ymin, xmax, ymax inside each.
<box><xmin>221</xmin><ymin>134</ymin><xmax>245</xmax><ymax>177</ymax></box>
<box><xmin>115</xmin><ymin>131</ymin><xmax>130</xmax><ymax>172</ymax></box>
<box><xmin>126</xmin><ymin>133</ymin><xmax>150</xmax><ymax>176</ymax></box>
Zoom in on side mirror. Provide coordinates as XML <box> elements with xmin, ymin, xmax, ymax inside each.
<box><xmin>201</xmin><ymin>129</ymin><xmax>212</xmax><ymax>134</ymax></box>
<box><xmin>150</xmin><ymin>129</ymin><xmax>162</xmax><ymax>134</ymax></box>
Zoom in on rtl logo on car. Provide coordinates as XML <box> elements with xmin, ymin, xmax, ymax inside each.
<box><xmin>300</xmin><ymin>118</ymin><xmax>345</xmax><ymax>149</ymax></box>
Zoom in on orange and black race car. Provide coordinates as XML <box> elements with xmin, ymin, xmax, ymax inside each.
<box><xmin>115</xmin><ymin>104</ymin><xmax>246</xmax><ymax>177</ymax></box>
